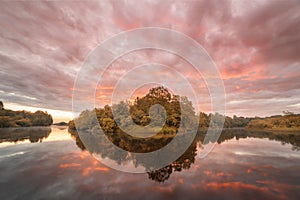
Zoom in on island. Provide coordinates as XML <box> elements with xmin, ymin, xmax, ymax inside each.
<box><xmin>53</xmin><ymin>122</ymin><xmax>68</xmax><ymax>126</ymax></box>
<box><xmin>69</xmin><ymin>86</ymin><xmax>300</xmax><ymax>137</ymax></box>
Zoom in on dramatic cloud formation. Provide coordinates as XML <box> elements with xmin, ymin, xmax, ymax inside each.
<box><xmin>0</xmin><ymin>0</ymin><xmax>300</xmax><ymax>121</ymax></box>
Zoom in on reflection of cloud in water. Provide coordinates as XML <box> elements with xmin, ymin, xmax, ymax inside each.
<box><xmin>235</xmin><ymin>151</ymin><xmax>258</xmax><ymax>156</ymax></box>
<box><xmin>0</xmin><ymin>128</ymin><xmax>299</xmax><ymax>199</ymax></box>
<box><xmin>0</xmin><ymin>126</ymin><xmax>72</xmax><ymax>146</ymax></box>
<box><xmin>0</xmin><ymin>151</ymin><xmax>27</xmax><ymax>159</ymax></box>
<box><xmin>220</xmin><ymin>138</ymin><xmax>300</xmax><ymax>159</ymax></box>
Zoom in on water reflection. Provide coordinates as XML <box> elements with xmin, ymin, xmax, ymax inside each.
<box><xmin>0</xmin><ymin>127</ymin><xmax>51</xmax><ymax>143</ymax></box>
<box><xmin>148</xmin><ymin>140</ymin><xmax>197</xmax><ymax>183</ymax></box>
<box><xmin>1</xmin><ymin>126</ymin><xmax>299</xmax><ymax>184</ymax></box>
<box><xmin>68</xmin><ymin>128</ymin><xmax>300</xmax><ymax>183</ymax></box>
<box><xmin>214</xmin><ymin>129</ymin><xmax>300</xmax><ymax>151</ymax></box>
<box><xmin>0</xmin><ymin>127</ymin><xmax>299</xmax><ymax>199</ymax></box>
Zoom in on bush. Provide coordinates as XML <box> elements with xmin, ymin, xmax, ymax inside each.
<box><xmin>0</xmin><ymin>109</ymin><xmax>52</xmax><ymax>127</ymax></box>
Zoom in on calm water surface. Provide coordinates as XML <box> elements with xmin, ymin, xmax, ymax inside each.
<box><xmin>0</xmin><ymin>126</ymin><xmax>299</xmax><ymax>200</ymax></box>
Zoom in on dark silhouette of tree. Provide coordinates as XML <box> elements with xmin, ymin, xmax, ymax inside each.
<box><xmin>0</xmin><ymin>101</ymin><xmax>4</xmax><ymax>110</ymax></box>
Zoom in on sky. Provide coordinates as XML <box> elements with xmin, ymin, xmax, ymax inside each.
<box><xmin>0</xmin><ymin>0</ymin><xmax>300</xmax><ymax>122</ymax></box>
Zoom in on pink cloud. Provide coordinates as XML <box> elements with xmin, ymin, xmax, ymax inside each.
<box><xmin>0</xmin><ymin>0</ymin><xmax>299</xmax><ymax>119</ymax></box>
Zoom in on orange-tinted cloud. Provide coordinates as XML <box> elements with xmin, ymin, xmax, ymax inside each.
<box><xmin>0</xmin><ymin>0</ymin><xmax>300</xmax><ymax>118</ymax></box>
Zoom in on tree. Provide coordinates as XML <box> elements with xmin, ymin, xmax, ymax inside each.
<box><xmin>147</xmin><ymin>86</ymin><xmax>172</xmax><ymax>102</ymax></box>
<box><xmin>0</xmin><ymin>101</ymin><xmax>3</xmax><ymax>110</ymax></box>
<box><xmin>72</xmin><ymin>86</ymin><xmax>198</xmax><ymax>134</ymax></box>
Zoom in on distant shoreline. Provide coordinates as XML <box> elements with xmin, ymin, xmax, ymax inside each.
<box><xmin>246</xmin><ymin>127</ymin><xmax>300</xmax><ymax>132</ymax></box>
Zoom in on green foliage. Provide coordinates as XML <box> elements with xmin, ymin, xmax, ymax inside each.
<box><xmin>198</xmin><ymin>113</ymin><xmax>252</xmax><ymax>129</ymax></box>
<box><xmin>247</xmin><ymin>115</ymin><xmax>300</xmax><ymax>130</ymax></box>
<box><xmin>69</xmin><ymin>86</ymin><xmax>300</xmax><ymax>135</ymax></box>
<box><xmin>0</xmin><ymin>116</ymin><xmax>14</xmax><ymax>128</ymax></box>
<box><xmin>0</xmin><ymin>108</ymin><xmax>53</xmax><ymax>128</ymax></box>
<box><xmin>16</xmin><ymin>118</ymin><xmax>32</xmax><ymax>127</ymax></box>
<box><xmin>69</xmin><ymin>86</ymin><xmax>198</xmax><ymax>152</ymax></box>
<box><xmin>71</xmin><ymin>86</ymin><xmax>197</xmax><ymax>135</ymax></box>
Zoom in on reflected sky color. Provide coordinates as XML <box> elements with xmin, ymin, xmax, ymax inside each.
<box><xmin>0</xmin><ymin>127</ymin><xmax>299</xmax><ymax>199</ymax></box>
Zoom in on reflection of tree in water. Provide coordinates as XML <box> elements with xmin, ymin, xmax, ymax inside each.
<box><xmin>195</xmin><ymin>128</ymin><xmax>300</xmax><ymax>151</ymax></box>
<box><xmin>148</xmin><ymin>165</ymin><xmax>173</xmax><ymax>183</ymax></box>
<box><xmin>68</xmin><ymin>127</ymin><xmax>199</xmax><ymax>182</ymax></box>
<box><xmin>68</xmin><ymin>128</ymin><xmax>86</xmax><ymax>151</ymax></box>
<box><xmin>68</xmin><ymin>127</ymin><xmax>300</xmax><ymax>183</ymax></box>
<box><xmin>216</xmin><ymin>129</ymin><xmax>300</xmax><ymax>151</ymax></box>
<box><xmin>0</xmin><ymin>127</ymin><xmax>51</xmax><ymax>143</ymax></box>
<box><xmin>148</xmin><ymin>139</ymin><xmax>198</xmax><ymax>183</ymax></box>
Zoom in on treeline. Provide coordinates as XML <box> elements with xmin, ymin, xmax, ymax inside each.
<box><xmin>200</xmin><ymin>111</ymin><xmax>300</xmax><ymax>130</ymax></box>
<box><xmin>199</xmin><ymin>112</ymin><xmax>252</xmax><ymax>129</ymax></box>
<box><xmin>0</xmin><ymin>102</ymin><xmax>53</xmax><ymax>127</ymax></box>
<box><xmin>247</xmin><ymin>113</ymin><xmax>300</xmax><ymax>130</ymax></box>
<box><xmin>69</xmin><ymin>86</ymin><xmax>253</xmax><ymax>134</ymax></box>
<box><xmin>69</xmin><ymin>87</ymin><xmax>300</xmax><ymax>134</ymax></box>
